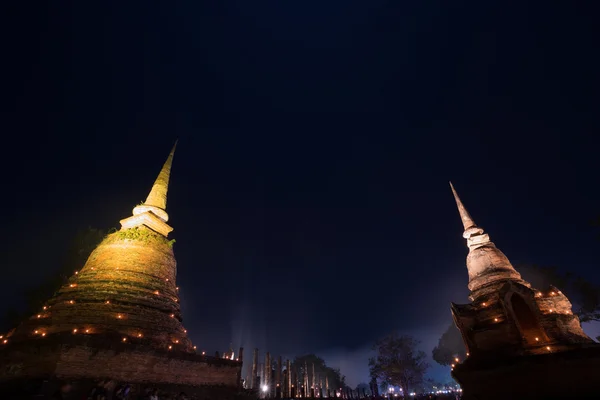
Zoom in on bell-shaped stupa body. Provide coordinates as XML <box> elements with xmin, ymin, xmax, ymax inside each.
<box><xmin>7</xmin><ymin>142</ymin><xmax>192</xmax><ymax>352</ymax></box>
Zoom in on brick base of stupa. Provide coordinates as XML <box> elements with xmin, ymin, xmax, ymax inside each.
<box><xmin>452</xmin><ymin>344</ymin><xmax>600</xmax><ymax>400</ymax></box>
<box><xmin>0</xmin><ymin>333</ymin><xmax>244</xmax><ymax>400</ymax></box>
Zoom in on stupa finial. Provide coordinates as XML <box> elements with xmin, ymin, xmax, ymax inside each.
<box><xmin>122</xmin><ymin>141</ymin><xmax>178</xmax><ymax>236</ymax></box>
<box><xmin>144</xmin><ymin>140</ymin><xmax>177</xmax><ymax>211</ymax></box>
<box><xmin>449</xmin><ymin>181</ymin><xmax>477</xmax><ymax>231</ymax></box>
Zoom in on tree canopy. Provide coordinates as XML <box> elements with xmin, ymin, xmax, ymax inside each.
<box><xmin>368</xmin><ymin>332</ymin><xmax>429</xmax><ymax>395</ymax></box>
<box><xmin>431</xmin><ymin>323</ymin><xmax>466</xmax><ymax>366</ymax></box>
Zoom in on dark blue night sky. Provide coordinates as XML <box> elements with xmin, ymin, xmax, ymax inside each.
<box><xmin>1</xmin><ymin>1</ymin><xmax>599</xmax><ymax>384</ymax></box>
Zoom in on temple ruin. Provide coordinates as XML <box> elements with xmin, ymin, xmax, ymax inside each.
<box><xmin>0</xmin><ymin>143</ymin><xmax>244</xmax><ymax>399</ymax></box>
<box><xmin>449</xmin><ymin>182</ymin><xmax>600</xmax><ymax>399</ymax></box>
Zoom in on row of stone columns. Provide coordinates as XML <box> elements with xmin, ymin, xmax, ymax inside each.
<box><xmin>247</xmin><ymin>348</ymin><xmax>377</xmax><ymax>399</ymax></box>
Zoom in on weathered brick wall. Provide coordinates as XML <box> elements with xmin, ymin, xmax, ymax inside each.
<box><xmin>1</xmin><ymin>338</ymin><xmax>241</xmax><ymax>387</ymax></box>
<box><xmin>55</xmin><ymin>345</ymin><xmax>238</xmax><ymax>386</ymax></box>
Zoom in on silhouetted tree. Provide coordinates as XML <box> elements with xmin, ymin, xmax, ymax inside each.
<box><xmin>368</xmin><ymin>332</ymin><xmax>428</xmax><ymax>396</ymax></box>
<box><xmin>431</xmin><ymin>323</ymin><xmax>466</xmax><ymax>366</ymax></box>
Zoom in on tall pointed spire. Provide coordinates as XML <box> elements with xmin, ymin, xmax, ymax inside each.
<box><xmin>121</xmin><ymin>141</ymin><xmax>178</xmax><ymax>237</ymax></box>
<box><xmin>449</xmin><ymin>181</ymin><xmax>477</xmax><ymax>231</ymax></box>
<box><xmin>144</xmin><ymin>140</ymin><xmax>177</xmax><ymax>211</ymax></box>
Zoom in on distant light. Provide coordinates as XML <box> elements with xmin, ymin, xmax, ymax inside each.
<box><xmin>73</xmin><ymin>329</ymin><xmax>78</xmax><ymax>333</ymax></box>
<box><xmin>262</xmin><ymin>385</ymin><xmax>269</xmax><ymax>393</ymax></box>
<box><xmin>122</xmin><ymin>337</ymin><xmax>127</xmax><ymax>342</ymax></box>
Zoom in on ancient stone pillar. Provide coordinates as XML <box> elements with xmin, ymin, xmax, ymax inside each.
<box><xmin>252</xmin><ymin>348</ymin><xmax>259</xmax><ymax>389</ymax></box>
<box><xmin>287</xmin><ymin>359</ymin><xmax>292</xmax><ymax>398</ymax></box>
<box><xmin>265</xmin><ymin>352</ymin><xmax>271</xmax><ymax>397</ymax></box>
<box><xmin>276</xmin><ymin>355</ymin><xmax>282</xmax><ymax>398</ymax></box>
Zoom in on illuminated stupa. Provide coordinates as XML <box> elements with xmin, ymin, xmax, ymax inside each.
<box><xmin>449</xmin><ymin>182</ymin><xmax>599</xmax><ymax>400</ymax></box>
<box><xmin>0</xmin><ymin>143</ymin><xmax>243</xmax><ymax>398</ymax></box>
<box><xmin>6</xmin><ymin>142</ymin><xmax>191</xmax><ymax>351</ymax></box>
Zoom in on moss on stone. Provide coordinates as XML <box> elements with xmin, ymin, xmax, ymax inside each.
<box><xmin>103</xmin><ymin>227</ymin><xmax>176</xmax><ymax>248</ymax></box>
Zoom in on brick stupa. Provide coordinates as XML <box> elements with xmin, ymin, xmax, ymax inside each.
<box><xmin>0</xmin><ymin>143</ymin><xmax>242</xmax><ymax>398</ymax></box>
<box><xmin>449</xmin><ymin>183</ymin><xmax>600</xmax><ymax>400</ymax></box>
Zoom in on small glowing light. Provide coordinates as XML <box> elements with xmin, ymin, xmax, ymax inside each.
<box><xmin>451</xmin><ymin>364</ymin><xmax>455</xmax><ymax>368</ymax></box>
<box><xmin>165</xmin><ymin>278</ymin><xmax>169</xmax><ymax>282</ymax></box>
<box><xmin>41</xmin><ymin>333</ymin><xmax>46</xmax><ymax>337</ymax></box>
<box><xmin>546</xmin><ymin>346</ymin><xmax>551</xmax><ymax>351</ymax></box>
<box><xmin>85</xmin><ymin>329</ymin><xmax>90</xmax><ymax>333</ymax></box>
<box><xmin>262</xmin><ymin>385</ymin><xmax>269</xmax><ymax>393</ymax></box>
<box><xmin>494</xmin><ymin>318</ymin><xmax>498</xmax><ymax>322</ymax></box>
<box><xmin>117</xmin><ymin>314</ymin><xmax>123</xmax><ymax>319</ymax></box>
<box><xmin>536</xmin><ymin>292</ymin><xmax>542</xmax><ymax>297</ymax></box>
<box><xmin>236</xmin><ymin>358</ymin><xmax>239</xmax><ymax>361</ymax></box>
<box><xmin>455</xmin><ymin>357</ymin><xmax>459</xmax><ymax>362</ymax></box>
<box><xmin>168</xmin><ymin>345</ymin><xmax>173</xmax><ymax>350</ymax></box>
<box><xmin>43</xmin><ymin>306</ymin><xmax>47</xmax><ymax>310</ymax></box>
<box><xmin>91</xmin><ymin>267</ymin><xmax>95</xmax><ymax>270</ymax></box>
<box><xmin>73</xmin><ymin>329</ymin><xmax>78</xmax><ymax>333</ymax></box>
<box><xmin>122</xmin><ymin>337</ymin><xmax>127</xmax><ymax>342</ymax></box>
<box><xmin>0</xmin><ymin>335</ymin><xmax>4</xmax><ymax>339</ymax></box>
<box><xmin>138</xmin><ymin>333</ymin><xmax>142</xmax><ymax>337</ymax></box>
<box><xmin>69</xmin><ymin>300</ymin><xmax>74</xmax><ymax>304</ymax></box>
<box><xmin>466</xmin><ymin>352</ymin><xmax>470</xmax><ymax>356</ymax></box>
<box><xmin>34</xmin><ymin>330</ymin><xmax>39</xmax><ymax>334</ymax></box>
<box><xmin>2</xmin><ymin>339</ymin><xmax>7</xmax><ymax>344</ymax></box>
<box><xmin>75</xmin><ymin>271</ymin><xmax>78</xmax><ymax>275</ymax></box>
<box><xmin>170</xmin><ymin>314</ymin><xmax>175</xmax><ymax>318</ymax></box>
<box><xmin>37</xmin><ymin>314</ymin><xmax>41</xmax><ymax>318</ymax></box>
<box><xmin>202</xmin><ymin>351</ymin><xmax>205</xmax><ymax>355</ymax></box>
<box><xmin>69</xmin><ymin>284</ymin><xmax>76</xmax><ymax>288</ymax></box>
<box><xmin>176</xmin><ymin>287</ymin><xmax>179</xmax><ymax>290</ymax></box>
<box><xmin>535</xmin><ymin>337</ymin><xmax>539</xmax><ymax>341</ymax></box>
<box><xmin>154</xmin><ymin>291</ymin><xmax>160</xmax><ymax>295</ymax></box>
<box><xmin>105</xmin><ymin>300</ymin><xmax>110</xmax><ymax>304</ymax></box>
<box><xmin>549</xmin><ymin>309</ymin><xmax>553</xmax><ymax>313</ymax></box>
<box><xmin>175</xmin><ymin>339</ymin><xmax>179</xmax><ymax>343</ymax></box>
<box><xmin>482</xmin><ymin>302</ymin><xmax>487</xmax><ymax>306</ymax></box>
<box><xmin>184</xmin><ymin>329</ymin><xmax>187</xmax><ymax>333</ymax></box>
<box><xmin>551</xmin><ymin>291</ymin><xmax>556</xmax><ymax>295</ymax></box>
<box><xmin>193</xmin><ymin>346</ymin><xmax>197</xmax><ymax>350</ymax></box>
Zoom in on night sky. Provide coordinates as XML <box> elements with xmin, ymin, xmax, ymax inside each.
<box><xmin>2</xmin><ymin>1</ymin><xmax>600</xmax><ymax>385</ymax></box>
